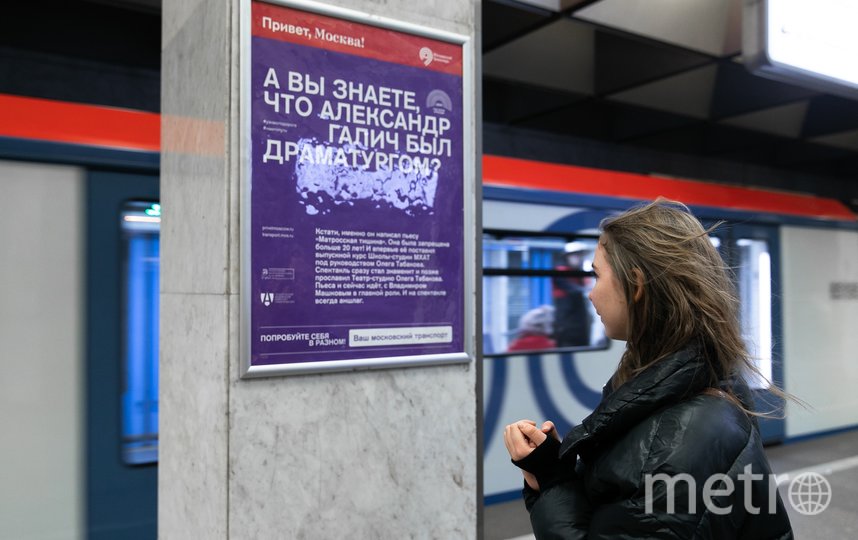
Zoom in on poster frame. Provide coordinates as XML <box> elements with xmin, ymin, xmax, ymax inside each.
<box><xmin>239</xmin><ymin>0</ymin><xmax>476</xmax><ymax>378</ymax></box>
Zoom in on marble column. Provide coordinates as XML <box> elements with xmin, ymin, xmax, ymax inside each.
<box><xmin>159</xmin><ymin>0</ymin><xmax>480</xmax><ymax>538</ymax></box>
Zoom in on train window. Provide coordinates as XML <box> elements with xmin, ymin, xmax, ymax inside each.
<box><xmin>120</xmin><ymin>202</ymin><xmax>160</xmax><ymax>465</ymax></box>
<box><xmin>482</xmin><ymin>231</ymin><xmax>606</xmax><ymax>356</ymax></box>
<box><xmin>736</xmin><ymin>238</ymin><xmax>773</xmax><ymax>389</ymax></box>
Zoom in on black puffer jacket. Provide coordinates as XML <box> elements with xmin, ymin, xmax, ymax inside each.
<box><xmin>518</xmin><ymin>344</ymin><xmax>793</xmax><ymax>539</ymax></box>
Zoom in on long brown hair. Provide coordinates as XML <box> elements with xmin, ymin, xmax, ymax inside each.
<box><xmin>599</xmin><ymin>199</ymin><xmax>785</xmax><ymax>411</ymax></box>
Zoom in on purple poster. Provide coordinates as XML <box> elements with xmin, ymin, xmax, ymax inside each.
<box><xmin>244</xmin><ymin>1</ymin><xmax>467</xmax><ymax>373</ymax></box>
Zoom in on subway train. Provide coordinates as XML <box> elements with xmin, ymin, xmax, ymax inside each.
<box><xmin>3</xmin><ymin>95</ymin><xmax>858</xmax><ymax>537</ymax></box>
<box><xmin>1</xmin><ymin>95</ymin><xmax>160</xmax><ymax>539</ymax></box>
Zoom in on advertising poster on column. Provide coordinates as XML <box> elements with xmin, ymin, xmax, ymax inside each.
<box><xmin>244</xmin><ymin>0</ymin><xmax>468</xmax><ymax>375</ymax></box>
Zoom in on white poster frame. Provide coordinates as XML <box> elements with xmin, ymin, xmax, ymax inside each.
<box><xmin>239</xmin><ymin>0</ymin><xmax>476</xmax><ymax>377</ymax></box>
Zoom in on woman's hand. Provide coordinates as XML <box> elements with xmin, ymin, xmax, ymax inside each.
<box><xmin>504</xmin><ymin>420</ymin><xmax>546</xmax><ymax>460</ymax></box>
<box><xmin>504</xmin><ymin>420</ymin><xmax>560</xmax><ymax>458</ymax></box>
<box><xmin>522</xmin><ymin>471</ymin><xmax>540</xmax><ymax>491</ymax></box>
<box><xmin>540</xmin><ymin>420</ymin><xmax>560</xmax><ymax>442</ymax></box>
<box><xmin>504</xmin><ymin>420</ymin><xmax>560</xmax><ymax>491</ymax></box>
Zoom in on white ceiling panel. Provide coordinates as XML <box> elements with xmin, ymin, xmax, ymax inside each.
<box><xmin>483</xmin><ymin>18</ymin><xmax>595</xmax><ymax>94</ymax></box>
<box><xmin>720</xmin><ymin>101</ymin><xmax>809</xmax><ymax>138</ymax></box>
<box><xmin>811</xmin><ymin>129</ymin><xmax>858</xmax><ymax>151</ymax></box>
<box><xmin>607</xmin><ymin>64</ymin><xmax>717</xmax><ymax>119</ymax></box>
<box><xmin>575</xmin><ymin>0</ymin><xmax>742</xmax><ymax>57</ymax></box>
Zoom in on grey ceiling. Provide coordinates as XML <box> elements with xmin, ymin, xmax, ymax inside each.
<box><xmin>482</xmin><ymin>0</ymin><xmax>858</xmax><ymax>199</ymax></box>
<box><xmin>17</xmin><ymin>0</ymin><xmax>854</xmax><ymax>204</ymax></box>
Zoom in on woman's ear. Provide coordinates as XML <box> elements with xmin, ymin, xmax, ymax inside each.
<box><xmin>631</xmin><ymin>268</ymin><xmax>644</xmax><ymax>302</ymax></box>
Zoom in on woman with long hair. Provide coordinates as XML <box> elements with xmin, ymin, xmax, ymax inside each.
<box><xmin>504</xmin><ymin>199</ymin><xmax>793</xmax><ymax>539</ymax></box>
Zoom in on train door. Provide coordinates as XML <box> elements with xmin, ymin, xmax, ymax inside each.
<box><xmin>710</xmin><ymin>221</ymin><xmax>785</xmax><ymax>444</ymax></box>
<box><xmin>1</xmin><ymin>160</ymin><xmax>86</xmax><ymax>539</ymax></box>
<box><xmin>481</xmin><ymin>205</ymin><xmax>621</xmax><ymax>501</ymax></box>
<box><xmin>86</xmin><ymin>170</ymin><xmax>159</xmax><ymax>538</ymax></box>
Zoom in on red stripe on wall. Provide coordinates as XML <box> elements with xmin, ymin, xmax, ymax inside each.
<box><xmin>484</xmin><ymin>155</ymin><xmax>857</xmax><ymax>222</ymax></box>
<box><xmin>0</xmin><ymin>94</ymin><xmax>853</xmax><ymax>222</ymax></box>
<box><xmin>0</xmin><ymin>94</ymin><xmax>159</xmax><ymax>152</ymax></box>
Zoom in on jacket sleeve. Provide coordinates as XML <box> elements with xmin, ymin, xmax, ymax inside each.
<box><xmin>526</xmin><ymin>473</ymin><xmax>700</xmax><ymax>540</ymax></box>
<box><xmin>525</xmin><ymin>474</ymin><xmax>593</xmax><ymax>540</ymax></box>
<box><xmin>527</xmin><ymin>476</ymin><xmax>707</xmax><ymax>540</ymax></box>
<box><xmin>513</xmin><ymin>437</ymin><xmax>593</xmax><ymax>539</ymax></box>
<box><xmin>513</xmin><ymin>436</ymin><xmax>564</xmax><ymax>490</ymax></box>
<box><xmin>581</xmin><ymin>496</ymin><xmax>701</xmax><ymax>539</ymax></box>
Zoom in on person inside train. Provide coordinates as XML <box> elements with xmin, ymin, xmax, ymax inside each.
<box><xmin>503</xmin><ymin>199</ymin><xmax>793</xmax><ymax>539</ymax></box>
<box><xmin>508</xmin><ymin>305</ymin><xmax>557</xmax><ymax>352</ymax></box>
<box><xmin>551</xmin><ymin>242</ymin><xmax>593</xmax><ymax>348</ymax></box>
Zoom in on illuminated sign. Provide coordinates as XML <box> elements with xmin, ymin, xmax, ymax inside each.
<box><xmin>743</xmin><ymin>0</ymin><xmax>858</xmax><ymax>97</ymax></box>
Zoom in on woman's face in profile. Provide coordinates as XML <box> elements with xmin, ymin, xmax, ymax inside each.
<box><xmin>589</xmin><ymin>242</ymin><xmax>629</xmax><ymax>341</ymax></box>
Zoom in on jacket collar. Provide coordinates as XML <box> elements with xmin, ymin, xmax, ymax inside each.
<box><xmin>559</xmin><ymin>342</ymin><xmax>712</xmax><ymax>460</ymax></box>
